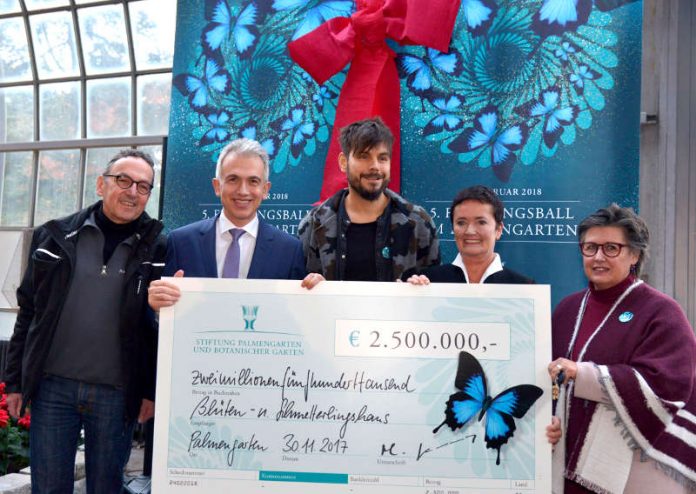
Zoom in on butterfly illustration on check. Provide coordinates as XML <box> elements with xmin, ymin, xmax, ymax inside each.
<box><xmin>433</xmin><ymin>351</ymin><xmax>543</xmax><ymax>465</ymax></box>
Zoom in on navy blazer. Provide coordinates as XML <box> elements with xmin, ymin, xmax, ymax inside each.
<box><xmin>163</xmin><ymin>216</ymin><xmax>306</xmax><ymax>280</ymax></box>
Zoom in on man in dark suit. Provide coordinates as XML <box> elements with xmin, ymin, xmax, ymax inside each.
<box><xmin>149</xmin><ymin>138</ymin><xmax>305</xmax><ymax>310</ymax></box>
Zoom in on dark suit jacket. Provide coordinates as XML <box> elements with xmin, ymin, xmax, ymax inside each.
<box><xmin>402</xmin><ymin>263</ymin><xmax>534</xmax><ymax>284</ymax></box>
<box><xmin>163</xmin><ymin>216</ymin><xmax>306</xmax><ymax>280</ymax></box>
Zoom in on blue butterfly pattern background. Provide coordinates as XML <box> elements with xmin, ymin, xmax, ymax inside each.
<box><xmin>171</xmin><ymin>0</ymin><xmax>352</xmax><ymax>177</ymax></box>
<box><xmin>401</xmin><ymin>0</ymin><xmax>639</xmax><ymax>182</ymax></box>
<box><xmin>170</xmin><ymin>0</ymin><xmax>637</xmax><ymax>183</ymax></box>
<box><xmin>165</xmin><ymin>0</ymin><xmax>640</xmax><ymax>305</ymax></box>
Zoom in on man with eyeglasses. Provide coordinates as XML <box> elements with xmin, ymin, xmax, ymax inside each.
<box><xmin>4</xmin><ymin>149</ymin><xmax>166</xmax><ymax>493</ymax></box>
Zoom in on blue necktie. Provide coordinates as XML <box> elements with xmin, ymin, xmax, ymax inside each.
<box><xmin>222</xmin><ymin>228</ymin><xmax>244</xmax><ymax>278</ymax></box>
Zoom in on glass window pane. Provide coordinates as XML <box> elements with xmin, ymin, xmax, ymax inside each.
<box><xmin>87</xmin><ymin>77</ymin><xmax>131</xmax><ymax>137</ymax></box>
<box><xmin>0</xmin><ymin>86</ymin><xmax>34</xmax><ymax>143</ymax></box>
<box><xmin>24</xmin><ymin>0</ymin><xmax>69</xmax><ymax>10</ymax></box>
<box><xmin>30</xmin><ymin>12</ymin><xmax>79</xmax><ymax>79</ymax></box>
<box><xmin>0</xmin><ymin>0</ymin><xmax>20</xmax><ymax>14</ymax></box>
<box><xmin>0</xmin><ymin>152</ymin><xmax>34</xmax><ymax>227</ymax></box>
<box><xmin>137</xmin><ymin>74</ymin><xmax>171</xmax><ymax>135</ymax></box>
<box><xmin>79</xmin><ymin>5</ymin><xmax>129</xmax><ymax>75</ymax></box>
<box><xmin>0</xmin><ymin>17</ymin><xmax>32</xmax><ymax>82</ymax></box>
<box><xmin>137</xmin><ymin>145</ymin><xmax>162</xmax><ymax>219</ymax></box>
<box><xmin>35</xmin><ymin>149</ymin><xmax>80</xmax><ymax>226</ymax></box>
<box><xmin>130</xmin><ymin>0</ymin><xmax>176</xmax><ymax>70</ymax></box>
<box><xmin>40</xmin><ymin>81</ymin><xmax>80</xmax><ymax>140</ymax></box>
<box><xmin>83</xmin><ymin>147</ymin><xmax>121</xmax><ymax>207</ymax></box>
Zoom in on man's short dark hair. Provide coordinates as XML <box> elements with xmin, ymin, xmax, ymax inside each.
<box><xmin>450</xmin><ymin>185</ymin><xmax>504</xmax><ymax>225</ymax></box>
<box><xmin>104</xmin><ymin>149</ymin><xmax>156</xmax><ymax>178</ymax></box>
<box><xmin>339</xmin><ymin>117</ymin><xmax>394</xmax><ymax>158</ymax></box>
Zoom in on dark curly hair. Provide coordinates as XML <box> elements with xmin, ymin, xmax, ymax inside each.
<box><xmin>339</xmin><ymin>117</ymin><xmax>394</xmax><ymax>158</ymax></box>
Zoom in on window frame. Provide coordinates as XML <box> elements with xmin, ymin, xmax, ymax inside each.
<box><xmin>0</xmin><ymin>0</ymin><xmax>173</xmax><ymax>228</ymax></box>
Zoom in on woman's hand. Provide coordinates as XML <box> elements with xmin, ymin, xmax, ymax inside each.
<box><xmin>546</xmin><ymin>416</ymin><xmax>562</xmax><ymax>445</ymax></box>
<box><xmin>405</xmin><ymin>274</ymin><xmax>431</xmax><ymax>285</ymax></box>
<box><xmin>548</xmin><ymin>358</ymin><xmax>578</xmax><ymax>385</ymax></box>
<box><xmin>301</xmin><ymin>272</ymin><xmax>325</xmax><ymax>290</ymax></box>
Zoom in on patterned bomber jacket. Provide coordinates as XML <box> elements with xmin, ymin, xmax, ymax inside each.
<box><xmin>298</xmin><ymin>188</ymin><xmax>440</xmax><ymax>281</ymax></box>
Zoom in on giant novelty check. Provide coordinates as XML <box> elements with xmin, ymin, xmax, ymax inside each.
<box><xmin>153</xmin><ymin>279</ymin><xmax>552</xmax><ymax>493</ymax></box>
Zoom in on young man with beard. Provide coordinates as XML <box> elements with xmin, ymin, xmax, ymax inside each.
<box><xmin>299</xmin><ymin>117</ymin><xmax>440</xmax><ymax>283</ymax></box>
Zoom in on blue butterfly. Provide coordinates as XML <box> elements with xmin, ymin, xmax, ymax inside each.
<box><xmin>462</xmin><ymin>0</ymin><xmax>498</xmax><ymax>36</ymax></box>
<box><xmin>240</xmin><ymin>120</ymin><xmax>279</xmax><ymax>157</ymax></box>
<box><xmin>433</xmin><ymin>352</ymin><xmax>543</xmax><ymax>466</ymax></box>
<box><xmin>570</xmin><ymin>65</ymin><xmax>600</xmax><ymax>94</ymax></box>
<box><xmin>532</xmin><ymin>0</ymin><xmax>638</xmax><ymax>37</ymax></box>
<box><xmin>554</xmin><ymin>41</ymin><xmax>577</xmax><ymax>64</ymax></box>
<box><xmin>532</xmin><ymin>0</ymin><xmax>593</xmax><ymax>36</ymax></box>
<box><xmin>312</xmin><ymin>84</ymin><xmax>337</xmax><ymax>108</ymax></box>
<box><xmin>200</xmin><ymin>111</ymin><xmax>230</xmax><ymax>146</ymax></box>
<box><xmin>399</xmin><ymin>48</ymin><xmax>462</xmax><ymax>95</ymax></box>
<box><xmin>272</xmin><ymin>0</ymin><xmax>355</xmax><ymax>40</ymax></box>
<box><xmin>516</xmin><ymin>87</ymin><xmax>577</xmax><ymax>148</ymax></box>
<box><xmin>272</xmin><ymin>107</ymin><xmax>315</xmax><ymax>158</ymax></box>
<box><xmin>423</xmin><ymin>95</ymin><xmax>463</xmax><ymax>136</ymax></box>
<box><xmin>173</xmin><ymin>56</ymin><xmax>231</xmax><ymax>111</ymax></box>
<box><xmin>449</xmin><ymin>105</ymin><xmax>526</xmax><ymax>181</ymax></box>
<box><xmin>202</xmin><ymin>0</ymin><xmax>264</xmax><ymax>57</ymax></box>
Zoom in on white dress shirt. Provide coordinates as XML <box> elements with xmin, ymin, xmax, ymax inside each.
<box><xmin>452</xmin><ymin>252</ymin><xmax>504</xmax><ymax>283</ymax></box>
<box><xmin>215</xmin><ymin>213</ymin><xmax>259</xmax><ymax>278</ymax></box>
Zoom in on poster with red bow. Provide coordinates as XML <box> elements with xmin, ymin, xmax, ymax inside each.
<box><xmin>163</xmin><ymin>0</ymin><xmax>642</xmax><ymax>306</ymax></box>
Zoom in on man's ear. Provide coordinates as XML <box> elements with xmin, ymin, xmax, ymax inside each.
<box><xmin>212</xmin><ymin>177</ymin><xmax>221</xmax><ymax>197</ymax></box>
<box><xmin>96</xmin><ymin>175</ymin><xmax>105</xmax><ymax>197</ymax></box>
<box><xmin>338</xmin><ymin>152</ymin><xmax>348</xmax><ymax>173</ymax></box>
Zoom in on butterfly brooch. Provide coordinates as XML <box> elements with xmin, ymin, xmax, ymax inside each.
<box><xmin>433</xmin><ymin>351</ymin><xmax>543</xmax><ymax>465</ymax></box>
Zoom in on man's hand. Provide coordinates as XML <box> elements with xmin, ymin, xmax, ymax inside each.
<box><xmin>7</xmin><ymin>393</ymin><xmax>22</xmax><ymax>419</ymax></box>
<box><xmin>148</xmin><ymin>269</ymin><xmax>184</xmax><ymax>311</ymax></box>
<box><xmin>138</xmin><ymin>399</ymin><xmax>155</xmax><ymax>423</ymax></box>
<box><xmin>301</xmin><ymin>272</ymin><xmax>325</xmax><ymax>290</ymax></box>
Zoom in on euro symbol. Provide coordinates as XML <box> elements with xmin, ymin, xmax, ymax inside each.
<box><xmin>349</xmin><ymin>330</ymin><xmax>360</xmax><ymax>347</ymax></box>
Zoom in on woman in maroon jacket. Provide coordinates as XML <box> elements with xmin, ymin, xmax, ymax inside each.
<box><xmin>547</xmin><ymin>204</ymin><xmax>696</xmax><ymax>493</ymax></box>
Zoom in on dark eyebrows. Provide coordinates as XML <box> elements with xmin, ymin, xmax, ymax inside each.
<box><xmin>223</xmin><ymin>173</ymin><xmax>263</xmax><ymax>182</ymax></box>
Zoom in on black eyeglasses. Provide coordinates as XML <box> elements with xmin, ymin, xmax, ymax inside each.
<box><xmin>103</xmin><ymin>174</ymin><xmax>153</xmax><ymax>195</ymax></box>
<box><xmin>579</xmin><ymin>242</ymin><xmax>628</xmax><ymax>258</ymax></box>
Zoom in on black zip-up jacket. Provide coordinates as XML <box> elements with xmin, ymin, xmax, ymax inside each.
<box><xmin>4</xmin><ymin>201</ymin><xmax>166</xmax><ymax>420</ymax></box>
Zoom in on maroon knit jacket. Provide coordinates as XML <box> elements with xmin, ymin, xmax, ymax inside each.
<box><xmin>552</xmin><ymin>279</ymin><xmax>696</xmax><ymax>487</ymax></box>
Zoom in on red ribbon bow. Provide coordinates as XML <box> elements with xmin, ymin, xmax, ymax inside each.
<box><xmin>289</xmin><ymin>0</ymin><xmax>461</xmax><ymax>202</ymax></box>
